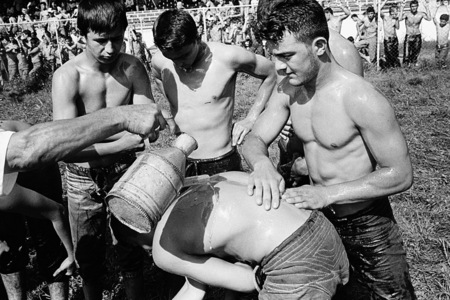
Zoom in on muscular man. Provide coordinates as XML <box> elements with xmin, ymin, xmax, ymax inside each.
<box><xmin>324</xmin><ymin>1</ymin><xmax>351</xmax><ymax>33</ymax></box>
<box><xmin>152</xmin><ymin>9</ymin><xmax>276</xmax><ymax>177</ymax></box>
<box><xmin>113</xmin><ymin>172</ymin><xmax>349</xmax><ymax>300</ymax></box>
<box><xmin>355</xmin><ymin>6</ymin><xmax>378</xmax><ymax>64</ymax></box>
<box><xmin>243</xmin><ymin>0</ymin><xmax>415</xmax><ymax>299</ymax></box>
<box><xmin>399</xmin><ymin>0</ymin><xmax>431</xmax><ymax>66</ymax></box>
<box><xmin>51</xmin><ymin>0</ymin><xmax>163</xmax><ymax>298</ymax></box>
<box><xmin>381</xmin><ymin>3</ymin><xmax>401</xmax><ymax>68</ymax></box>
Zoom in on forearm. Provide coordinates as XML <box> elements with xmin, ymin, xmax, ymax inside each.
<box><xmin>242</xmin><ymin>133</ymin><xmax>272</xmax><ymax>170</ymax></box>
<box><xmin>324</xmin><ymin>166</ymin><xmax>413</xmax><ymax>205</ymax></box>
<box><xmin>6</xmin><ymin>108</ymin><xmax>125</xmax><ymax>171</ymax></box>
<box><xmin>51</xmin><ymin>207</ymin><xmax>74</xmax><ymax>260</ymax></box>
<box><xmin>244</xmin><ymin>77</ymin><xmax>277</xmax><ymax>123</ymax></box>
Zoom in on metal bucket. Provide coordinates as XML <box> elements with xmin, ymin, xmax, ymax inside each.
<box><xmin>107</xmin><ymin>133</ymin><xmax>197</xmax><ymax>233</ymax></box>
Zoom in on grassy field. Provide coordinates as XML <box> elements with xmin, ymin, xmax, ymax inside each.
<box><xmin>0</xmin><ymin>42</ymin><xmax>449</xmax><ymax>299</ymax></box>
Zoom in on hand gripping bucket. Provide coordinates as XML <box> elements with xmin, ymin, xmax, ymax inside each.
<box><xmin>106</xmin><ymin>133</ymin><xmax>197</xmax><ymax>233</ymax></box>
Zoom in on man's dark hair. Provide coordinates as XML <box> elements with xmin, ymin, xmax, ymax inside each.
<box><xmin>255</xmin><ymin>0</ymin><xmax>329</xmax><ymax>44</ymax></box>
<box><xmin>351</xmin><ymin>13</ymin><xmax>358</xmax><ymax>18</ymax></box>
<box><xmin>324</xmin><ymin>7</ymin><xmax>333</xmax><ymax>14</ymax></box>
<box><xmin>410</xmin><ymin>0</ymin><xmax>419</xmax><ymax>6</ymax></box>
<box><xmin>441</xmin><ymin>13</ymin><xmax>449</xmax><ymax>21</ymax></box>
<box><xmin>77</xmin><ymin>0</ymin><xmax>128</xmax><ymax>36</ymax></box>
<box><xmin>366</xmin><ymin>6</ymin><xmax>375</xmax><ymax>13</ymax></box>
<box><xmin>153</xmin><ymin>9</ymin><xmax>199</xmax><ymax>51</ymax></box>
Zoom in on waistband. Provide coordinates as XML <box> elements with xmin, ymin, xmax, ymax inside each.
<box><xmin>66</xmin><ymin>152</ymin><xmax>136</xmax><ymax>177</ymax></box>
<box><xmin>187</xmin><ymin>147</ymin><xmax>237</xmax><ymax>164</ymax></box>
<box><xmin>321</xmin><ymin>197</ymin><xmax>389</xmax><ymax>220</ymax></box>
<box><xmin>436</xmin><ymin>43</ymin><xmax>449</xmax><ymax>49</ymax></box>
<box><xmin>385</xmin><ymin>36</ymin><xmax>398</xmax><ymax>41</ymax></box>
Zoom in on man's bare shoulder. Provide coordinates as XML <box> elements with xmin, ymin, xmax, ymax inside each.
<box><xmin>152</xmin><ymin>50</ymin><xmax>171</xmax><ymax>70</ymax></box>
<box><xmin>335</xmin><ymin>70</ymin><xmax>393</xmax><ymax>116</ymax></box>
<box><xmin>208</xmin><ymin>41</ymin><xmax>250</xmax><ymax>61</ymax></box>
<box><xmin>53</xmin><ymin>56</ymin><xmax>81</xmax><ymax>85</ymax></box>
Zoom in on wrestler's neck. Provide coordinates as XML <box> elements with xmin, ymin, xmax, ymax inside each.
<box><xmin>305</xmin><ymin>52</ymin><xmax>337</xmax><ymax>93</ymax></box>
<box><xmin>180</xmin><ymin>41</ymin><xmax>209</xmax><ymax>73</ymax></box>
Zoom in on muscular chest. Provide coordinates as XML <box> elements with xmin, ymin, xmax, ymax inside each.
<box><xmin>291</xmin><ymin>97</ymin><xmax>357</xmax><ymax>150</ymax></box>
<box><xmin>79</xmin><ymin>71</ymin><xmax>132</xmax><ymax>111</ymax></box>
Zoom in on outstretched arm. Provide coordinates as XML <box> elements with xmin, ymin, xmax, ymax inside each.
<box><xmin>5</xmin><ymin>105</ymin><xmax>162</xmax><ymax>173</ymax></box>
<box><xmin>229</xmin><ymin>47</ymin><xmax>277</xmax><ymax>146</ymax></box>
<box><xmin>338</xmin><ymin>1</ymin><xmax>352</xmax><ymax>20</ymax></box>
<box><xmin>423</xmin><ymin>0</ymin><xmax>432</xmax><ymax>21</ymax></box>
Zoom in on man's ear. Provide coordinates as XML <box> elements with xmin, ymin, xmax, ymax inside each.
<box><xmin>312</xmin><ymin>37</ymin><xmax>328</xmax><ymax>57</ymax></box>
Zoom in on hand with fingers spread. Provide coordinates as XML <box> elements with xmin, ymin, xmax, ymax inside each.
<box><xmin>282</xmin><ymin>185</ymin><xmax>330</xmax><ymax>210</ymax></box>
<box><xmin>247</xmin><ymin>160</ymin><xmax>285</xmax><ymax>210</ymax></box>
<box><xmin>232</xmin><ymin>119</ymin><xmax>253</xmax><ymax>146</ymax></box>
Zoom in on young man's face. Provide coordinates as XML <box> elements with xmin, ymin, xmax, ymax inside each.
<box><xmin>85</xmin><ymin>28</ymin><xmax>124</xmax><ymax>65</ymax></box>
<box><xmin>440</xmin><ymin>19</ymin><xmax>448</xmax><ymax>27</ymax></box>
<box><xmin>443</xmin><ymin>0</ymin><xmax>449</xmax><ymax>6</ymax></box>
<box><xmin>268</xmin><ymin>32</ymin><xmax>319</xmax><ymax>87</ymax></box>
<box><xmin>161</xmin><ymin>41</ymin><xmax>200</xmax><ymax>71</ymax></box>
<box><xmin>325</xmin><ymin>11</ymin><xmax>331</xmax><ymax>21</ymax></box>
<box><xmin>367</xmin><ymin>12</ymin><xmax>375</xmax><ymax>20</ymax></box>
<box><xmin>410</xmin><ymin>3</ymin><xmax>418</xmax><ymax>13</ymax></box>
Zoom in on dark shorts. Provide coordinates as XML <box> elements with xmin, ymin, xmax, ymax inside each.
<box><xmin>322</xmin><ymin>198</ymin><xmax>416</xmax><ymax>300</ymax></box>
<box><xmin>257</xmin><ymin>210</ymin><xmax>349</xmax><ymax>300</ymax></box>
<box><xmin>0</xmin><ymin>164</ymin><xmax>67</xmax><ymax>282</ymax></box>
<box><xmin>185</xmin><ymin>147</ymin><xmax>243</xmax><ymax>177</ymax></box>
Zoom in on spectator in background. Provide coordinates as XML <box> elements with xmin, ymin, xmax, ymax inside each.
<box><xmin>5</xmin><ymin>36</ymin><xmax>19</xmax><ymax>79</ymax></box>
<box><xmin>28</xmin><ymin>36</ymin><xmax>42</xmax><ymax>76</ymax></box>
<box><xmin>16</xmin><ymin>34</ymin><xmax>30</xmax><ymax>79</ymax></box>
<box><xmin>42</xmin><ymin>37</ymin><xmax>56</xmax><ymax>72</ymax></box>
<box><xmin>351</xmin><ymin>13</ymin><xmax>363</xmax><ymax>41</ymax></box>
<box><xmin>381</xmin><ymin>2</ymin><xmax>401</xmax><ymax>68</ymax></box>
<box><xmin>39</xmin><ymin>2</ymin><xmax>49</xmax><ymax>21</ymax></box>
<box><xmin>355</xmin><ymin>6</ymin><xmax>378</xmax><ymax>63</ymax></box>
<box><xmin>434</xmin><ymin>13</ymin><xmax>450</xmax><ymax>68</ymax></box>
<box><xmin>207</xmin><ymin>15</ymin><xmax>224</xmax><ymax>42</ymax></box>
<box><xmin>399</xmin><ymin>0</ymin><xmax>431</xmax><ymax>66</ymax></box>
<box><xmin>324</xmin><ymin>0</ymin><xmax>352</xmax><ymax>34</ymax></box>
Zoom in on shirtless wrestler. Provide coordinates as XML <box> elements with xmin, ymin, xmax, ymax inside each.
<box><xmin>399</xmin><ymin>0</ymin><xmax>431</xmax><ymax>66</ymax></box>
<box><xmin>152</xmin><ymin>9</ymin><xmax>276</xmax><ymax>177</ymax></box>
<box><xmin>51</xmin><ymin>0</ymin><xmax>164</xmax><ymax>299</ymax></box>
<box><xmin>242</xmin><ymin>0</ymin><xmax>415</xmax><ymax>299</ymax></box>
<box><xmin>112</xmin><ymin>172</ymin><xmax>349</xmax><ymax>300</ymax></box>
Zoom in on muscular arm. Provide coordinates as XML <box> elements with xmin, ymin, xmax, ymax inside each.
<box><xmin>5</xmin><ymin>105</ymin><xmax>162</xmax><ymax>172</ymax></box>
<box><xmin>242</xmin><ymin>85</ymin><xmax>291</xmax><ymax>209</ymax></box>
<box><xmin>129</xmin><ymin>55</ymin><xmax>155</xmax><ymax>105</ymax></box>
<box><xmin>229</xmin><ymin>47</ymin><xmax>277</xmax><ymax>145</ymax></box>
